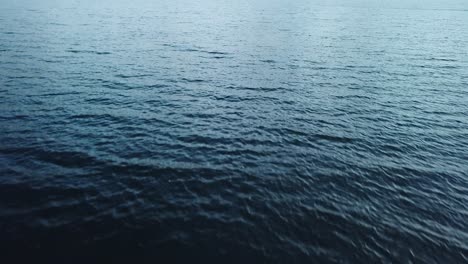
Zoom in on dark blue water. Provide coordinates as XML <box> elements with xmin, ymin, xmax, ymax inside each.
<box><xmin>1</xmin><ymin>0</ymin><xmax>468</xmax><ymax>262</ymax></box>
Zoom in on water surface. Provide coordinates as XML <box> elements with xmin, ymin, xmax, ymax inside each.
<box><xmin>1</xmin><ymin>0</ymin><xmax>468</xmax><ymax>262</ymax></box>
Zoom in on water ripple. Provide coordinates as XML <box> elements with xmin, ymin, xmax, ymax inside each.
<box><xmin>1</xmin><ymin>0</ymin><xmax>468</xmax><ymax>262</ymax></box>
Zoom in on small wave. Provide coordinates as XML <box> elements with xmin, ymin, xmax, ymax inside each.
<box><xmin>225</xmin><ymin>85</ymin><xmax>288</xmax><ymax>93</ymax></box>
<box><xmin>206</xmin><ymin>51</ymin><xmax>229</xmax><ymax>55</ymax></box>
<box><xmin>0</xmin><ymin>146</ymin><xmax>101</xmax><ymax>169</ymax></box>
<box><xmin>115</xmin><ymin>74</ymin><xmax>153</xmax><ymax>79</ymax></box>
<box><xmin>427</xmin><ymin>57</ymin><xmax>457</xmax><ymax>62</ymax></box>
<box><xmin>163</xmin><ymin>43</ymin><xmax>229</xmax><ymax>56</ymax></box>
<box><xmin>95</xmin><ymin>51</ymin><xmax>112</xmax><ymax>55</ymax></box>
<box><xmin>35</xmin><ymin>91</ymin><xmax>82</xmax><ymax>97</ymax></box>
<box><xmin>0</xmin><ymin>115</ymin><xmax>29</xmax><ymax>121</ymax></box>
<box><xmin>147</xmin><ymin>84</ymin><xmax>170</xmax><ymax>89</ymax></box>
<box><xmin>66</xmin><ymin>49</ymin><xmax>111</xmax><ymax>55</ymax></box>
<box><xmin>315</xmin><ymin>134</ymin><xmax>355</xmax><ymax>143</ymax></box>
<box><xmin>38</xmin><ymin>59</ymin><xmax>64</xmax><ymax>63</ymax></box>
<box><xmin>181</xmin><ymin>78</ymin><xmax>206</xmax><ymax>83</ymax></box>
<box><xmin>181</xmin><ymin>48</ymin><xmax>200</xmax><ymax>52</ymax></box>
<box><xmin>211</xmin><ymin>56</ymin><xmax>228</xmax><ymax>59</ymax></box>
<box><xmin>335</xmin><ymin>94</ymin><xmax>372</xmax><ymax>100</ymax></box>
<box><xmin>48</xmin><ymin>22</ymin><xmax>67</xmax><ymax>26</ymax></box>
<box><xmin>68</xmin><ymin>113</ymin><xmax>129</xmax><ymax>125</ymax></box>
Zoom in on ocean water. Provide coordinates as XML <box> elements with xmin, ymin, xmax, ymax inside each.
<box><xmin>1</xmin><ymin>0</ymin><xmax>468</xmax><ymax>262</ymax></box>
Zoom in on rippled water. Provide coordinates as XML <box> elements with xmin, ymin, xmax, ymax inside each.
<box><xmin>1</xmin><ymin>0</ymin><xmax>468</xmax><ymax>262</ymax></box>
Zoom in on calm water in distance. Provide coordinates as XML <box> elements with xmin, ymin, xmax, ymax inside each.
<box><xmin>1</xmin><ymin>0</ymin><xmax>468</xmax><ymax>262</ymax></box>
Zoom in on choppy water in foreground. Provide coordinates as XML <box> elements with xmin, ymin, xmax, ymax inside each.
<box><xmin>1</xmin><ymin>0</ymin><xmax>468</xmax><ymax>262</ymax></box>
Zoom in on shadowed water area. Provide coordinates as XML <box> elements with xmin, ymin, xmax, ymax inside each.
<box><xmin>1</xmin><ymin>0</ymin><xmax>468</xmax><ymax>262</ymax></box>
